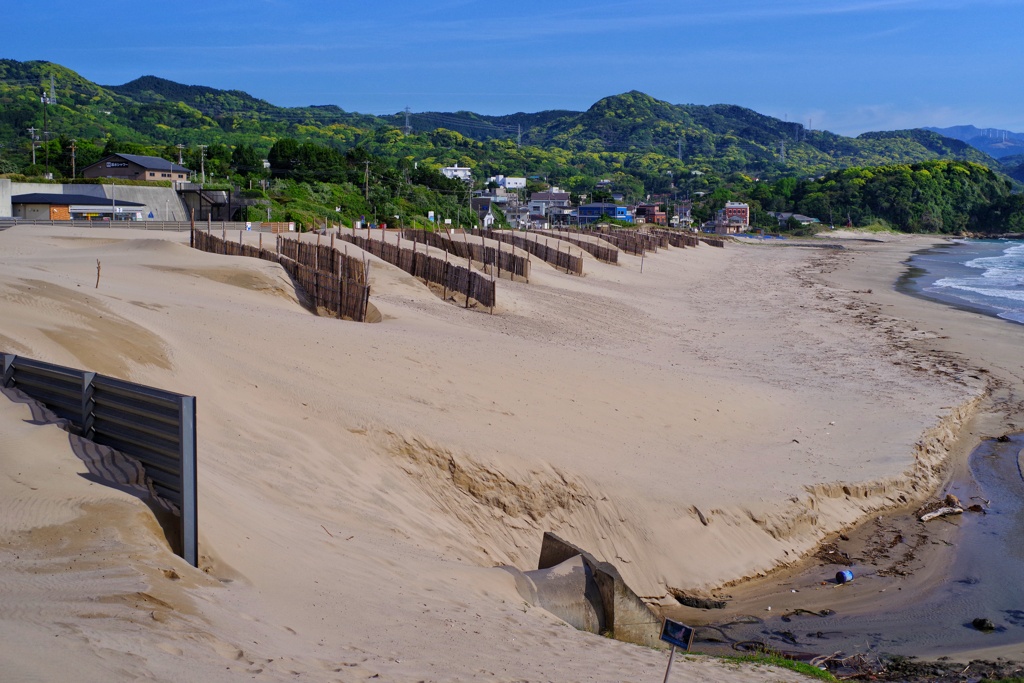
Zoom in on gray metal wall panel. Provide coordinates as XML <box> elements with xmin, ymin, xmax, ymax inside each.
<box><xmin>0</xmin><ymin>353</ymin><xmax>198</xmax><ymax>566</ymax></box>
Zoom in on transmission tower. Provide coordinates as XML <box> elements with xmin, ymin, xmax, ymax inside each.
<box><xmin>404</xmin><ymin>106</ymin><xmax>412</xmax><ymax>135</ymax></box>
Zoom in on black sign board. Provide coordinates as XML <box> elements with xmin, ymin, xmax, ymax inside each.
<box><xmin>660</xmin><ymin>618</ymin><xmax>694</xmax><ymax>651</ymax></box>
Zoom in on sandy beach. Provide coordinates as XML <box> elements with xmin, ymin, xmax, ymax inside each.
<box><xmin>1</xmin><ymin>225</ymin><xmax>1020</xmax><ymax>681</ymax></box>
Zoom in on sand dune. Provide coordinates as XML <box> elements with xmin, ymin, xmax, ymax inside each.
<box><xmin>0</xmin><ymin>225</ymin><xmax>992</xmax><ymax>681</ymax></box>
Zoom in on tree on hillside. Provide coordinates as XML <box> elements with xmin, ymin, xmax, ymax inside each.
<box><xmin>231</xmin><ymin>143</ymin><xmax>266</xmax><ymax>178</ymax></box>
<box><xmin>268</xmin><ymin>138</ymin><xmax>300</xmax><ymax>177</ymax></box>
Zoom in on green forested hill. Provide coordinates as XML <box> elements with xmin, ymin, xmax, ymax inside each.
<box><xmin>762</xmin><ymin>160</ymin><xmax>1018</xmax><ymax>233</ymax></box>
<box><xmin>0</xmin><ymin>62</ymin><xmax>1006</xmax><ymax>183</ymax></box>
<box><xmin>0</xmin><ymin>59</ymin><xmax>1020</xmax><ymax>232</ymax></box>
<box><xmin>999</xmin><ymin>154</ymin><xmax>1024</xmax><ymax>183</ymax></box>
<box><xmin>380</xmin><ymin>91</ymin><xmax>999</xmax><ymax>179</ymax></box>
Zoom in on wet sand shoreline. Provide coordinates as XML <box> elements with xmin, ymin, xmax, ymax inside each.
<box><xmin>665</xmin><ymin>434</ymin><xmax>1024</xmax><ymax>661</ymax></box>
<box><xmin>664</xmin><ymin>235</ymin><xmax>1024</xmax><ymax>663</ymax></box>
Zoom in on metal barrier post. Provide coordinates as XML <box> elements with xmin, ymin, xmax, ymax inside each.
<box><xmin>1</xmin><ymin>354</ymin><xmax>14</xmax><ymax>387</ymax></box>
<box><xmin>81</xmin><ymin>372</ymin><xmax>96</xmax><ymax>437</ymax></box>
<box><xmin>178</xmin><ymin>395</ymin><xmax>198</xmax><ymax>567</ymax></box>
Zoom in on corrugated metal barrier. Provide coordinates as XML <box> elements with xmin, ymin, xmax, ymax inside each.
<box><xmin>1</xmin><ymin>354</ymin><xmax>198</xmax><ymax>566</ymax></box>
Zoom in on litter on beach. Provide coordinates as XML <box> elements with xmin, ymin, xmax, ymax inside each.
<box><xmin>919</xmin><ymin>506</ymin><xmax>963</xmax><ymax>522</ymax></box>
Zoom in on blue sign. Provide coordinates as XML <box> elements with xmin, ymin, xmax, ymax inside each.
<box><xmin>660</xmin><ymin>619</ymin><xmax>694</xmax><ymax>651</ymax></box>
<box><xmin>148</xmin><ymin>211</ymin><xmax>154</xmax><ymax>218</ymax></box>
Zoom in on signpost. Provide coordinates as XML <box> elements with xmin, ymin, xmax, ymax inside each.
<box><xmin>659</xmin><ymin>618</ymin><xmax>694</xmax><ymax>682</ymax></box>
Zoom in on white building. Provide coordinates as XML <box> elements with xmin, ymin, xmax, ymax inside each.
<box><xmin>441</xmin><ymin>164</ymin><xmax>473</xmax><ymax>182</ymax></box>
<box><xmin>528</xmin><ymin>187</ymin><xmax>571</xmax><ymax>219</ymax></box>
<box><xmin>488</xmin><ymin>175</ymin><xmax>526</xmax><ymax>190</ymax></box>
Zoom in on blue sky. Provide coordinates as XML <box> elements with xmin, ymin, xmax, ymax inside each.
<box><xmin>6</xmin><ymin>0</ymin><xmax>1024</xmax><ymax>136</ymax></box>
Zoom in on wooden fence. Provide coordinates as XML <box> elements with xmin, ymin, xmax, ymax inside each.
<box><xmin>699</xmin><ymin>237</ymin><xmax>726</xmax><ymax>248</ymax></box>
<box><xmin>471</xmin><ymin>229</ymin><xmax>585</xmax><ymax>276</ymax></box>
<box><xmin>560</xmin><ymin>227</ymin><xmax>650</xmax><ymax>256</ymax></box>
<box><xmin>336</xmin><ymin>231</ymin><xmax>497</xmax><ymax>311</ymax></box>
<box><xmin>529</xmin><ymin>230</ymin><xmax>619</xmax><ymax>264</ymax></box>
<box><xmin>650</xmin><ymin>229</ymin><xmax>701</xmax><ymax>248</ymax></box>
<box><xmin>600</xmin><ymin>228</ymin><xmax>669</xmax><ymax>252</ymax></box>
<box><xmin>401</xmin><ymin>229</ymin><xmax>531</xmax><ymax>282</ymax></box>
<box><xmin>192</xmin><ymin>228</ymin><xmax>371</xmax><ymax>322</ymax></box>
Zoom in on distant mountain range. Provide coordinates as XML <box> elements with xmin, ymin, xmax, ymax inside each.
<box><xmin>924</xmin><ymin>125</ymin><xmax>1024</xmax><ymax>160</ymax></box>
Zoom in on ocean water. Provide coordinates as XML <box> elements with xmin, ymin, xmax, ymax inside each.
<box><xmin>902</xmin><ymin>239</ymin><xmax>1024</xmax><ymax>325</ymax></box>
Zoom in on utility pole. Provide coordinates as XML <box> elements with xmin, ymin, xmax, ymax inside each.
<box><xmin>70</xmin><ymin>139</ymin><xmax>76</xmax><ymax>179</ymax></box>
<box><xmin>176</xmin><ymin>143</ymin><xmax>185</xmax><ymax>165</ymax></box>
<box><xmin>364</xmin><ymin>161</ymin><xmax>370</xmax><ymax>202</ymax></box>
<box><xmin>199</xmin><ymin>145</ymin><xmax>207</xmax><ymax>184</ymax></box>
<box><xmin>678</xmin><ymin>138</ymin><xmax>682</xmax><ymax>161</ymax></box>
<box><xmin>27</xmin><ymin>127</ymin><xmax>38</xmax><ymax>165</ymax></box>
<box><xmin>41</xmin><ymin>74</ymin><xmax>57</xmax><ymax>176</ymax></box>
<box><xmin>41</xmin><ymin>94</ymin><xmax>48</xmax><ymax>173</ymax></box>
<box><xmin>517</xmin><ymin>124</ymin><xmax>522</xmax><ymax>148</ymax></box>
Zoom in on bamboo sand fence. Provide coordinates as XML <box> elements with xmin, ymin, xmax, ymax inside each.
<box><xmin>598</xmin><ymin>228</ymin><xmax>671</xmax><ymax>252</ymax></box>
<box><xmin>191</xmin><ymin>227</ymin><xmax>372</xmax><ymax>322</ymax></box>
<box><xmin>335</xmin><ymin>229</ymin><xmax>497</xmax><ymax>312</ymax></box>
<box><xmin>528</xmin><ymin>229</ymin><xmax>620</xmax><ymax>264</ymax></box>
<box><xmin>649</xmin><ymin>229</ymin><xmax>701</xmax><ymax>248</ymax></box>
<box><xmin>559</xmin><ymin>227</ymin><xmax>649</xmax><ymax>256</ymax></box>
<box><xmin>401</xmin><ymin>228</ymin><xmax>531</xmax><ymax>282</ymax></box>
<box><xmin>699</xmin><ymin>237</ymin><xmax>727</xmax><ymax>248</ymax></box>
<box><xmin>470</xmin><ymin>229</ymin><xmax>585</xmax><ymax>276</ymax></box>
